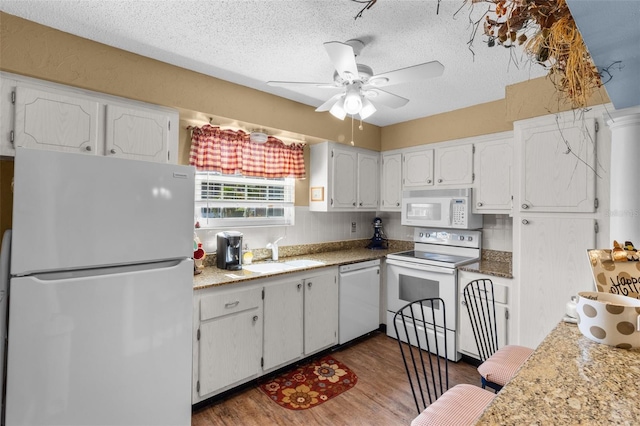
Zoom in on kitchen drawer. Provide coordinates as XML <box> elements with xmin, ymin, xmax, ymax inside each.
<box><xmin>200</xmin><ymin>287</ymin><xmax>262</xmax><ymax>321</ymax></box>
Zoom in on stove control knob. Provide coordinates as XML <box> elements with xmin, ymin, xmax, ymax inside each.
<box><xmin>467</xmin><ymin>236</ymin><xmax>473</xmax><ymax>241</ymax></box>
<box><xmin>459</xmin><ymin>235</ymin><xmax>464</xmax><ymax>241</ymax></box>
<box><xmin>419</xmin><ymin>232</ymin><xmax>424</xmax><ymax>238</ymax></box>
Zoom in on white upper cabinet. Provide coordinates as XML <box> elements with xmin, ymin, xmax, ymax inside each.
<box><xmin>516</xmin><ymin>113</ymin><xmax>597</xmax><ymax>212</ymax></box>
<box><xmin>402</xmin><ymin>144</ymin><xmax>473</xmax><ymax>190</ymax></box>
<box><xmin>1</xmin><ymin>72</ymin><xmax>179</xmax><ymax>163</ymax></box>
<box><xmin>473</xmin><ymin>134</ymin><xmax>513</xmax><ymax>213</ymax></box>
<box><xmin>403</xmin><ymin>148</ymin><xmax>434</xmax><ymax>187</ymax></box>
<box><xmin>105</xmin><ymin>104</ymin><xmax>170</xmax><ymax>163</ymax></box>
<box><xmin>380</xmin><ymin>152</ymin><xmax>402</xmax><ymax>211</ymax></box>
<box><xmin>309</xmin><ymin>141</ymin><xmax>379</xmax><ymax>211</ymax></box>
<box><xmin>13</xmin><ymin>86</ymin><xmax>100</xmax><ymax>154</ymax></box>
<box><xmin>357</xmin><ymin>151</ymin><xmax>379</xmax><ymax>209</ymax></box>
<box><xmin>434</xmin><ymin>144</ymin><xmax>474</xmax><ymax>186</ymax></box>
<box><xmin>331</xmin><ymin>146</ymin><xmax>357</xmax><ymax>208</ymax></box>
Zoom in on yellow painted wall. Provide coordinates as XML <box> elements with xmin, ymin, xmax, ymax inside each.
<box><xmin>0</xmin><ymin>11</ymin><xmax>611</xmax><ymax>237</ymax></box>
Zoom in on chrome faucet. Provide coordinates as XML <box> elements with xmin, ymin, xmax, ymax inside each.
<box><xmin>266</xmin><ymin>237</ymin><xmax>284</xmax><ymax>261</ymax></box>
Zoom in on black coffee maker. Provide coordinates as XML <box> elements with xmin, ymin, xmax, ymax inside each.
<box><xmin>216</xmin><ymin>231</ymin><xmax>243</xmax><ymax>270</ymax></box>
<box><xmin>367</xmin><ymin>217</ymin><xmax>388</xmax><ymax>250</ymax></box>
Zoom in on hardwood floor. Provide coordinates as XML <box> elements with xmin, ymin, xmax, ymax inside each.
<box><xmin>192</xmin><ymin>331</ymin><xmax>482</xmax><ymax>425</ymax></box>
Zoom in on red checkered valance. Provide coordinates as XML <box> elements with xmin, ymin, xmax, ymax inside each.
<box><xmin>188</xmin><ymin>125</ymin><xmax>306</xmax><ymax>178</ymax></box>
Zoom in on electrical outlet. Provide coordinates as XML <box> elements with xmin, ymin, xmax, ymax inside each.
<box><xmin>351</xmin><ymin>222</ymin><xmax>356</xmax><ymax>233</ymax></box>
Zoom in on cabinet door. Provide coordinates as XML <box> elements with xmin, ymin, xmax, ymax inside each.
<box><xmin>518</xmin><ymin>117</ymin><xmax>596</xmax><ymax>212</ymax></box>
<box><xmin>331</xmin><ymin>147</ymin><xmax>357</xmax><ymax>208</ymax></box>
<box><xmin>380</xmin><ymin>152</ymin><xmax>402</xmax><ymax>211</ymax></box>
<box><xmin>198</xmin><ymin>308</ymin><xmax>262</xmax><ymax>397</ymax></box>
<box><xmin>105</xmin><ymin>104</ymin><xmax>169</xmax><ymax>163</ymax></box>
<box><xmin>304</xmin><ymin>271</ymin><xmax>338</xmax><ymax>355</ymax></box>
<box><xmin>403</xmin><ymin>149</ymin><xmax>434</xmax><ymax>187</ymax></box>
<box><xmin>263</xmin><ymin>279</ymin><xmax>304</xmax><ymax>371</ymax></box>
<box><xmin>459</xmin><ymin>296</ymin><xmax>508</xmax><ymax>360</ymax></box>
<box><xmin>357</xmin><ymin>152</ymin><xmax>379</xmax><ymax>209</ymax></box>
<box><xmin>434</xmin><ymin>144</ymin><xmax>474</xmax><ymax>186</ymax></box>
<box><xmin>517</xmin><ymin>216</ymin><xmax>596</xmax><ymax>348</ymax></box>
<box><xmin>474</xmin><ymin>138</ymin><xmax>513</xmax><ymax>212</ymax></box>
<box><xmin>13</xmin><ymin>86</ymin><xmax>100</xmax><ymax>154</ymax></box>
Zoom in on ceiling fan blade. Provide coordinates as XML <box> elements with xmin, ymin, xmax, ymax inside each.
<box><xmin>366</xmin><ymin>88</ymin><xmax>409</xmax><ymax>109</ymax></box>
<box><xmin>324</xmin><ymin>41</ymin><xmax>359</xmax><ymax>82</ymax></box>
<box><xmin>267</xmin><ymin>81</ymin><xmax>338</xmax><ymax>89</ymax></box>
<box><xmin>315</xmin><ymin>93</ymin><xmax>344</xmax><ymax>112</ymax></box>
<box><xmin>368</xmin><ymin>61</ymin><xmax>445</xmax><ymax>87</ymax></box>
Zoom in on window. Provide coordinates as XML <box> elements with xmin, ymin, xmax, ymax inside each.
<box><xmin>194</xmin><ymin>171</ymin><xmax>295</xmax><ymax>228</ymax></box>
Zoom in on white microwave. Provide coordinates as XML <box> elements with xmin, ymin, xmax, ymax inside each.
<box><xmin>401</xmin><ymin>188</ymin><xmax>483</xmax><ymax>229</ymax></box>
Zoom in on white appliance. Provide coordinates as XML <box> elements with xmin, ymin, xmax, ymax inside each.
<box><xmin>386</xmin><ymin>228</ymin><xmax>481</xmax><ymax>361</ymax></box>
<box><xmin>338</xmin><ymin>259</ymin><xmax>381</xmax><ymax>345</ymax></box>
<box><xmin>401</xmin><ymin>188</ymin><xmax>483</xmax><ymax>229</ymax></box>
<box><xmin>3</xmin><ymin>148</ymin><xmax>195</xmax><ymax>426</ymax></box>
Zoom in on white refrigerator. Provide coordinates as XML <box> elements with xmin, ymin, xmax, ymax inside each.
<box><xmin>3</xmin><ymin>147</ymin><xmax>195</xmax><ymax>426</ymax></box>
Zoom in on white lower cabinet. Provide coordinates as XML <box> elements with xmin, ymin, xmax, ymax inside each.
<box><xmin>193</xmin><ymin>267</ymin><xmax>338</xmax><ymax>403</ymax></box>
<box><xmin>263</xmin><ymin>278</ymin><xmax>304</xmax><ymax>371</ymax></box>
<box><xmin>457</xmin><ymin>270</ymin><xmax>512</xmax><ymax>360</ymax></box>
<box><xmin>194</xmin><ymin>285</ymin><xmax>263</xmax><ymax>403</ymax></box>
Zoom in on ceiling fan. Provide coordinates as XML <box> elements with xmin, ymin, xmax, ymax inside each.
<box><xmin>267</xmin><ymin>39</ymin><xmax>444</xmax><ymax>120</ymax></box>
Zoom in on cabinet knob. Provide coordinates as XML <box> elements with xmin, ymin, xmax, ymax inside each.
<box><xmin>308</xmin><ymin>282</ymin><xmax>312</xmax><ymax>288</ymax></box>
<box><xmin>522</xmin><ymin>203</ymin><xmax>530</xmax><ymax>209</ymax></box>
<box><xmin>522</xmin><ymin>219</ymin><xmax>530</xmax><ymax>225</ymax></box>
<box><xmin>461</xmin><ymin>300</ymin><xmax>467</xmax><ymax>306</ymax></box>
<box><xmin>110</xmin><ymin>148</ymin><xmax>116</xmax><ymax>154</ymax></box>
<box><xmin>85</xmin><ymin>146</ymin><xmax>92</xmax><ymax>152</ymax></box>
<box><xmin>253</xmin><ymin>315</ymin><xmax>258</xmax><ymax>323</ymax></box>
<box><xmin>359</xmin><ymin>202</ymin><xmax>363</xmax><ymax>206</ymax></box>
<box><xmin>396</xmin><ymin>202</ymin><xmax>400</xmax><ymax>207</ymax></box>
<box><xmin>427</xmin><ymin>179</ymin><xmax>432</xmax><ymax>184</ymax></box>
<box><xmin>438</xmin><ymin>178</ymin><xmax>443</xmax><ymax>183</ymax></box>
<box><xmin>477</xmin><ymin>202</ymin><xmax>483</xmax><ymax>207</ymax></box>
<box><xmin>352</xmin><ymin>202</ymin><xmax>356</xmax><ymax>206</ymax></box>
<box><xmin>297</xmin><ymin>283</ymin><xmax>302</xmax><ymax>290</ymax></box>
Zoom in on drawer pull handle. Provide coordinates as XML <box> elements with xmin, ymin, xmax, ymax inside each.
<box><xmin>224</xmin><ymin>300</ymin><xmax>240</xmax><ymax>308</ymax></box>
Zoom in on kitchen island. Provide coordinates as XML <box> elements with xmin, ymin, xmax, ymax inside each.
<box><xmin>475</xmin><ymin>321</ymin><xmax>640</xmax><ymax>425</ymax></box>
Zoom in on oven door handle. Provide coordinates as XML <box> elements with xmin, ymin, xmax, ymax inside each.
<box><xmin>386</xmin><ymin>258</ymin><xmax>456</xmax><ymax>275</ymax></box>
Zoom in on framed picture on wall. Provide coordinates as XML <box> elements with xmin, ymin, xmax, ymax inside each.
<box><xmin>310</xmin><ymin>187</ymin><xmax>324</xmax><ymax>201</ymax></box>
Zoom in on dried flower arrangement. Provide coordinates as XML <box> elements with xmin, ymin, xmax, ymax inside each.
<box><xmin>472</xmin><ymin>0</ymin><xmax>603</xmax><ymax>108</ymax></box>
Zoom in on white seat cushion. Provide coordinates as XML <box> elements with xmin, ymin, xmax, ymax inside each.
<box><xmin>410</xmin><ymin>384</ymin><xmax>496</xmax><ymax>426</ymax></box>
<box><xmin>477</xmin><ymin>345</ymin><xmax>534</xmax><ymax>387</ymax></box>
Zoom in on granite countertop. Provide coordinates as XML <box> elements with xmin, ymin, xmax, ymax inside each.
<box><xmin>193</xmin><ymin>246</ymin><xmax>393</xmax><ymax>290</ymax></box>
<box><xmin>475</xmin><ymin>321</ymin><xmax>640</xmax><ymax>425</ymax></box>
<box><xmin>458</xmin><ymin>249</ymin><xmax>513</xmax><ymax>278</ymax></box>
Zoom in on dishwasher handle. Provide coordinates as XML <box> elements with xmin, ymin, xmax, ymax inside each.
<box><xmin>339</xmin><ymin>259</ymin><xmax>381</xmax><ymax>273</ymax></box>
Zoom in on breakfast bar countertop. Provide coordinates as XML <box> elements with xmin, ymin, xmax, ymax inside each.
<box><xmin>475</xmin><ymin>321</ymin><xmax>640</xmax><ymax>425</ymax></box>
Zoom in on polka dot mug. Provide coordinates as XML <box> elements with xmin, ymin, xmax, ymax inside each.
<box><xmin>577</xmin><ymin>291</ymin><xmax>640</xmax><ymax>349</ymax></box>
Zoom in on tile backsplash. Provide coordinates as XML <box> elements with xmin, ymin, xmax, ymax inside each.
<box><xmin>195</xmin><ymin>207</ymin><xmax>512</xmax><ymax>253</ymax></box>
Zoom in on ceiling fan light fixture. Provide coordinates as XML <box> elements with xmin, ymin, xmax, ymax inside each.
<box><xmin>359</xmin><ymin>98</ymin><xmax>377</xmax><ymax>119</ymax></box>
<box><xmin>343</xmin><ymin>86</ymin><xmax>362</xmax><ymax>115</ymax></box>
<box><xmin>329</xmin><ymin>97</ymin><xmax>347</xmax><ymax>120</ymax></box>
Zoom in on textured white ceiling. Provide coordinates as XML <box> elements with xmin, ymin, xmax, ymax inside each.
<box><xmin>1</xmin><ymin>0</ymin><xmax>555</xmax><ymax>126</ymax></box>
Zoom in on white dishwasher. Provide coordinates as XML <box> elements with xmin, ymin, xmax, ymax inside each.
<box><xmin>338</xmin><ymin>259</ymin><xmax>381</xmax><ymax>345</ymax></box>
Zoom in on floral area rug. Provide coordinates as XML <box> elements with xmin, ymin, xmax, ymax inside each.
<box><xmin>258</xmin><ymin>355</ymin><xmax>357</xmax><ymax>410</ymax></box>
